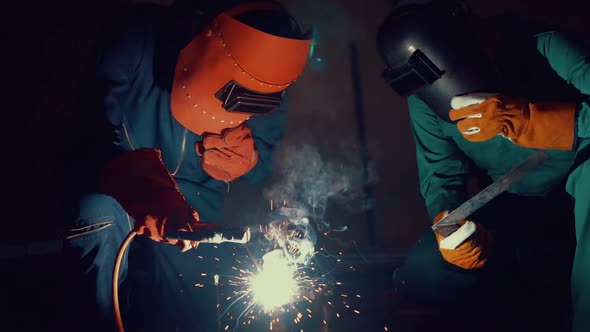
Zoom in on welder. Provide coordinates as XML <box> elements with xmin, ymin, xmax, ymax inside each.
<box><xmin>62</xmin><ymin>1</ymin><xmax>311</xmax><ymax>331</ymax></box>
<box><xmin>376</xmin><ymin>0</ymin><xmax>589</xmax><ymax>331</ymax></box>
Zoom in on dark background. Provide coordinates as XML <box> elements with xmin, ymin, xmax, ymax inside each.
<box><xmin>3</xmin><ymin>0</ymin><xmax>588</xmax><ymax>331</ymax></box>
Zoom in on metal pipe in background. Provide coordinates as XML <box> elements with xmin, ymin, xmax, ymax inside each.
<box><xmin>349</xmin><ymin>41</ymin><xmax>377</xmax><ymax>247</ymax></box>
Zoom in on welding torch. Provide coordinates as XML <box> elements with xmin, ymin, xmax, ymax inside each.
<box><xmin>165</xmin><ymin>225</ymin><xmax>252</xmax><ymax>244</ymax></box>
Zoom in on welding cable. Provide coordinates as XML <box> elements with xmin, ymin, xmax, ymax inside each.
<box><xmin>112</xmin><ymin>227</ymin><xmax>248</xmax><ymax>331</ymax></box>
<box><xmin>113</xmin><ymin>230</ymin><xmax>137</xmax><ymax>332</ymax></box>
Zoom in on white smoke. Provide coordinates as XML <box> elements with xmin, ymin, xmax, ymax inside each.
<box><xmin>261</xmin><ymin>143</ymin><xmax>377</xmax><ymax>265</ymax></box>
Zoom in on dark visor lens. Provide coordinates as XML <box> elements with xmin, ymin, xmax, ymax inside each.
<box><xmin>215</xmin><ymin>81</ymin><xmax>285</xmax><ymax>115</ymax></box>
<box><xmin>382</xmin><ymin>67</ymin><xmax>429</xmax><ymax>96</ymax></box>
<box><xmin>382</xmin><ymin>49</ymin><xmax>445</xmax><ymax>97</ymax></box>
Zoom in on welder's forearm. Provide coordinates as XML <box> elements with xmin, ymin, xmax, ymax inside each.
<box><xmin>416</xmin><ymin>147</ymin><xmax>469</xmax><ymax>219</ymax></box>
<box><xmin>409</xmin><ymin>95</ymin><xmax>470</xmax><ymax>220</ymax></box>
<box><xmin>422</xmin><ymin>177</ymin><xmax>468</xmax><ymax>221</ymax></box>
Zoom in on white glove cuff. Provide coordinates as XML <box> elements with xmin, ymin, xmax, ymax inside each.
<box><xmin>451</xmin><ymin>92</ymin><xmax>498</xmax><ymax>109</ymax></box>
<box><xmin>439</xmin><ymin>221</ymin><xmax>477</xmax><ymax>250</ymax></box>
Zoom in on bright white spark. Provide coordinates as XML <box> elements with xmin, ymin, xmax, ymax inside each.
<box><xmin>250</xmin><ymin>250</ymin><xmax>298</xmax><ymax>311</ymax></box>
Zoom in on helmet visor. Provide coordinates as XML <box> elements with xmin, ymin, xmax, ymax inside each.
<box><xmin>215</xmin><ymin>80</ymin><xmax>285</xmax><ymax>115</ymax></box>
<box><xmin>382</xmin><ymin>49</ymin><xmax>445</xmax><ymax>96</ymax></box>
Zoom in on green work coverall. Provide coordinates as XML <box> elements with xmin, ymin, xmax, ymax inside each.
<box><xmin>394</xmin><ymin>16</ymin><xmax>589</xmax><ymax>332</ymax></box>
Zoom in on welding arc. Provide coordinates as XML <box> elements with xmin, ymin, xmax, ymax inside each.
<box><xmin>113</xmin><ymin>230</ymin><xmax>137</xmax><ymax>332</ymax></box>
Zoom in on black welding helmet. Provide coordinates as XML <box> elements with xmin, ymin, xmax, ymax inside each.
<box><xmin>376</xmin><ymin>0</ymin><xmax>500</xmax><ymax>122</ymax></box>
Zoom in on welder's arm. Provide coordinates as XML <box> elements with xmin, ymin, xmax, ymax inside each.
<box><xmin>95</xmin><ymin>10</ymin><xmax>150</xmax><ymax>149</ymax></box>
<box><xmin>410</xmin><ymin>97</ymin><xmax>493</xmax><ymax>269</ymax></box>
<box><xmin>408</xmin><ymin>96</ymin><xmax>470</xmax><ymax>220</ymax></box>
<box><xmin>240</xmin><ymin>94</ymin><xmax>288</xmax><ymax>184</ymax></box>
<box><xmin>61</xmin><ymin>13</ymin><xmax>149</xmax><ymax>200</ymax></box>
<box><xmin>100</xmin><ymin>148</ymin><xmax>218</xmax><ymax>252</ymax></box>
<box><xmin>449</xmin><ymin>31</ymin><xmax>589</xmax><ymax>151</ymax></box>
<box><xmin>537</xmin><ymin>30</ymin><xmax>590</xmax><ymax>144</ymax></box>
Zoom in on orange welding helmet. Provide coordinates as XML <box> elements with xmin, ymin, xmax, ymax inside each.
<box><xmin>171</xmin><ymin>1</ymin><xmax>312</xmax><ymax>135</ymax></box>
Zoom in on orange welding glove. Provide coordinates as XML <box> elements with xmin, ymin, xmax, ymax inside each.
<box><xmin>100</xmin><ymin>148</ymin><xmax>218</xmax><ymax>252</ymax></box>
<box><xmin>433</xmin><ymin>211</ymin><xmax>493</xmax><ymax>270</ymax></box>
<box><xmin>197</xmin><ymin>123</ymin><xmax>258</xmax><ymax>182</ymax></box>
<box><xmin>449</xmin><ymin>93</ymin><xmax>576</xmax><ymax>150</ymax></box>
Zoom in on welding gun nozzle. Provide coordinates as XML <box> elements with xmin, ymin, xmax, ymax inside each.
<box><xmin>165</xmin><ymin>227</ymin><xmax>251</xmax><ymax>244</ymax></box>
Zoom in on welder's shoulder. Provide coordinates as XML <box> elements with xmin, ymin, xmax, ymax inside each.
<box><xmin>489</xmin><ymin>14</ymin><xmax>588</xmax><ymax>52</ymax></box>
<box><xmin>519</xmin><ymin>17</ymin><xmax>590</xmax><ymax>83</ymax></box>
<box><xmin>533</xmin><ymin>28</ymin><xmax>590</xmax><ymax>60</ymax></box>
<box><xmin>407</xmin><ymin>95</ymin><xmax>437</xmax><ymax>123</ymax></box>
<box><xmin>486</xmin><ymin>14</ymin><xmax>554</xmax><ymax>35</ymax></box>
<box><xmin>95</xmin><ymin>5</ymin><xmax>162</xmax><ymax>77</ymax></box>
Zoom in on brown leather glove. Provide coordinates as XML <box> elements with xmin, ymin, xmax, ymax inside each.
<box><xmin>449</xmin><ymin>93</ymin><xmax>576</xmax><ymax>150</ymax></box>
<box><xmin>100</xmin><ymin>148</ymin><xmax>217</xmax><ymax>252</ymax></box>
<box><xmin>197</xmin><ymin>123</ymin><xmax>258</xmax><ymax>182</ymax></box>
<box><xmin>433</xmin><ymin>210</ymin><xmax>493</xmax><ymax>270</ymax></box>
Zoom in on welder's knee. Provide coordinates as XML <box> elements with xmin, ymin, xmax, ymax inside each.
<box><xmin>566</xmin><ymin>158</ymin><xmax>590</xmax><ymax>332</ymax></box>
<box><xmin>77</xmin><ymin>194</ymin><xmax>124</xmax><ymax>220</ymax></box>
<box><xmin>393</xmin><ymin>230</ymin><xmax>483</xmax><ymax>306</ymax></box>
<box><xmin>65</xmin><ymin>193</ymin><xmax>130</xmax><ymax>240</ymax></box>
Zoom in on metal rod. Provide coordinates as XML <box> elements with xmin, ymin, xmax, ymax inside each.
<box><xmin>432</xmin><ymin>150</ymin><xmax>549</xmax><ymax>237</ymax></box>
